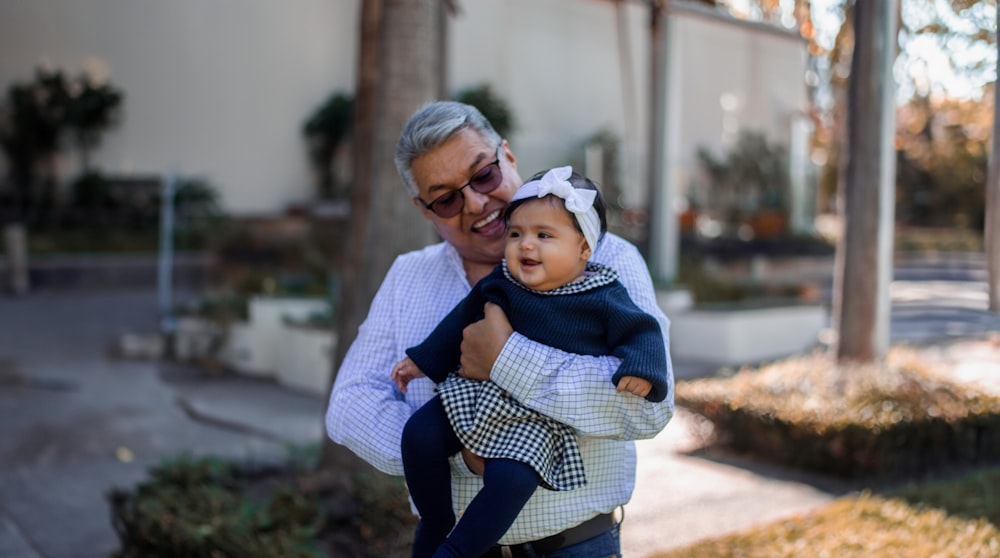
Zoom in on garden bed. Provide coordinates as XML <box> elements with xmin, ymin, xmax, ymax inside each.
<box><xmin>108</xmin><ymin>454</ymin><xmax>416</xmax><ymax>558</ymax></box>
<box><xmin>675</xmin><ymin>347</ymin><xmax>1000</xmax><ymax>478</ymax></box>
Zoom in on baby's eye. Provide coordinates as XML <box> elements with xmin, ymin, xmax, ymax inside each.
<box><xmin>508</xmin><ymin>230</ymin><xmax>521</xmax><ymax>238</ymax></box>
<box><xmin>538</xmin><ymin>232</ymin><xmax>552</xmax><ymax>239</ymax></box>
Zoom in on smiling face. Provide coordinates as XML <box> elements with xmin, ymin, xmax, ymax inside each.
<box><xmin>504</xmin><ymin>197</ymin><xmax>592</xmax><ymax>292</ymax></box>
<box><xmin>410</xmin><ymin>128</ymin><xmax>522</xmax><ymax>283</ymax></box>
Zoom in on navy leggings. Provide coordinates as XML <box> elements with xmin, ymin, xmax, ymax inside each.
<box><xmin>402</xmin><ymin>396</ymin><xmax>540</xmax><ymax>558</ymax></box>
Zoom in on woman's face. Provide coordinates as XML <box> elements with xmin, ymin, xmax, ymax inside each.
<box><xmin>410</xmin><ymin>129</ymin><xmax>522</xmax><ymax>275</ymax></box>
<box><xmin>504</xmin><ymin>197</ymin><xmax>591</xmax><ymax>292</ymax></box>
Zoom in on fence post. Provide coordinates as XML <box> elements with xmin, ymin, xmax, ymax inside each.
<box><xmin>158</xmin><ymin>172</ymin><xmax>177</xmax><ymax>335</ymax></box>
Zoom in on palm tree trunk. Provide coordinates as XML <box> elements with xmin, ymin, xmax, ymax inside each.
<box><xmin>833</xmin><ymin>0</ymin><xmax>897</xmax><ymax>363</ymax></box>
<box><xmin>319</xmin><ymin>0</ymin><xmax>443</xmax><ymax>473</ymax></box>
<box><xmin>986</xmin><ymin>6</ymin><xmax>1000</xmax><ymax>313</ymax></box>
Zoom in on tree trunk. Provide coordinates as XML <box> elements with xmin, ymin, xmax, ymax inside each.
<box><xmin>319</xmin><ymin>0</ymin><xmax>442</xmax><ymax>473</ymax></box>
<box><xmin>833</xmin><ymin>0</ymin><xmax>897</xmax><ymax>363</ymax></box>
<box><xmin>2</xmin><ymin>223</ymin><xmax>30</xmax><ymax>295</ymax></box>
<box><xmin>986</xmin><ymin>6</ymin><xmax>1000</xmax><ymax>313</ymax></box>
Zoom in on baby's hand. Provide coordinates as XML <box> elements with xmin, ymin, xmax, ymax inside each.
<box><xmin>391</xmin><ymin>357</ymin><xmax>426</xmax><ymax>393</ymax></box>
<box><xmin>617</xmin><ymin>376</ymin><xmax>652</xmax><ymax>398</ymax></box>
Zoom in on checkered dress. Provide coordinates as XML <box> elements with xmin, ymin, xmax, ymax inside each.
<box><xmin>409</xmin><ymin>261</ymin><xmax>668</xmax><ymax>492</ymax></box>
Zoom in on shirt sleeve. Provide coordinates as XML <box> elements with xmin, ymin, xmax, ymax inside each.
<box><xmin>325</xmin><ymin>254</ymin><xmax>481</xmax><ymax>479</ymax></box>
<box><xmin>324</xmin><ymin>259</ymin><xmax>413</xmax><ymax>475</ymax></box>
<box><xmin>490</xmin><ymin>237</ymin><xmax>675</xmax><ymax>441</ymax></box>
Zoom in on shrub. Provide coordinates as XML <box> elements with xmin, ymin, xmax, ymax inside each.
<box><xmin>675</xmin><ymin>348</ymin><xmax>1000</xmax><ymax>478</ymax></box>
<box><xmin>109</xmin><ymin>456</ymin><xmax>326</xmax><ymax>558</ymax></box>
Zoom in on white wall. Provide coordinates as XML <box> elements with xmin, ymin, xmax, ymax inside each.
<box><xmin>448</xmin><ymin>0</ymin><xmax>651</xmax><ymax>207</ymax></box>
<box><xmin>0</xmin><ymin>1</ymin><xmax>807</xmax><ymax>218</ymax></box>
<box><xmin>666</xmin><ymin>8</ymin><xmax>809</xmax><ymax>206</ymax></box>
<box><xmin>0</xmin><ymin>0</ymin><xmax>359</xmax><ymax>214</ymax></box>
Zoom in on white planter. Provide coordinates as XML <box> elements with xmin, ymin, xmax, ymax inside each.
<box><xmin>172</xmin><ymin>316</ymin><xmax>222</xmax><ymax>362</ymax></box>
<box><xmin>220</xmin><ymin>321</ymin><xmax>257</xmax><ymax>374</ymax></box>
<box><xmin>245</xmin><ymin>296</ymin><xmax>330</xmax><ymax>378</ymax></box>
<box><xmin>657</xmin><ymin>288</ymin><xmax>694</xmax><ymax>315</ymax></box>
<box><xmin>670</xmin><ymin>304</ymin><xmax>827</xmax><ymax>365</ymax></box>
<box><xmin>275</xmin><ymin>324</ymin><xmax>337</xmax><ymax>396</ymax></box>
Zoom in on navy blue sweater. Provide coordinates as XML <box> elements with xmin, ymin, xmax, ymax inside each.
<box><xmin>406</xmin><ymin>263</ymin><xmax>669</xmax><ymax>403</ymax></box>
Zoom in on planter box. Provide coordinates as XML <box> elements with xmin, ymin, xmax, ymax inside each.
<box><xmin>670</xmin><ymin>304</ymin><xmax>827</xmax><ymax>365</ymax></box>
<box><xmin>656</xmin><ymin>288</ymin><xmax>694</xmax><ymax>315</ymax></box>
<box><xmin>244</xmin><ymin>296</ymin><xmax>330</xmax><ymax>378</ymax></box>
<box><xmin>275</xmin><ymin>324</ymin><xmax>337</xmax><ymax>396</ymax></box>
<box><xmin>172</xmin><ymin>316</ymin><xmax>222</xmax><ymax>362</ymax></box>
<box><xmin>220</xmin><ymin>321</ymin><xmax>255</xmax><ymax>373</ymax></box>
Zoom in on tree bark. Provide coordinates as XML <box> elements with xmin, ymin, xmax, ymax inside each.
<box><xmin>986</xmin><ymin>6</ymin><xmax>1000</xmax><ymax>313</ymax></box>
<box><xmin>320</xmin><ymin>0</ymin><xmax>442</xmax><ymax>473</ymax></box>
<box><xmin>833</xmin><ymin>0</ymin><xmax>897</xmax><ymax>363</ymax></box>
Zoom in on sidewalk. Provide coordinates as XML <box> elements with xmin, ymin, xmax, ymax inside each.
<box><xmin>1</xmin><ymin>272</ymin><xmax>998</xmax><ymax>557</ymax></box>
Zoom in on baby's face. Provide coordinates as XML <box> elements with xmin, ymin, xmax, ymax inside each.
<box><xmin>504</xmin><ymin>197</ymin><xmax>590</xmax><ymax>292</ymax></box>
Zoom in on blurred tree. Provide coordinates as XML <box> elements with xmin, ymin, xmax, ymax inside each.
<box><xmin>696</xmin><ymin>130</ymin><xmax>790</xmax><ymax>235</ymax></box>
<box><xmin>0</xmin><ymin>67</ymin><xmax>70</xmax><ymax>225</ymax></box>
<box><xmin>454</xmin><ymin>84</ymin><xmax>514</xmax><ymax>139</ymax></box>
<box><xmin>833</xmin><ymin>0</ymin><xmax>897</xmax><ymax>364</ymax></box>
<box><xmin>64</xmin><ymin>75</ymin><xmax>123</xmax><ymax>173</ymax></box>
<box><xmin>319</xmin><ymin>0</ymin><xmax>445</xmax><ymax>477</ymax></box>
<box><xmin>897</xmin><ymin>0</ymin><xmax>995</xmax><ymax>101</ymax></box>
<box><xmin>987</xmin><ymin>5</ymin><xmax>1000</xmax><ymax>312</ymax></box>
<box><xmin>896</xmin><ymin>94</ymin><xmax>989</xmax><ymax>229</ymax></box>
<box><xmin>302</xmin><ymin>92</ymin><xmax>354</xmax><ymax>200</ymax></box>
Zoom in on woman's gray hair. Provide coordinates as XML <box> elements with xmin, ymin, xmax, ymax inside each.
<box><xmin>395</xmin><ymin>101</ymin><xmax>501</xmax><ymax>197</ymax></box>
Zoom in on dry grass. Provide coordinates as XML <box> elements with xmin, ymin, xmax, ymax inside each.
<box><xmin>679</xmin><ymin>347</ymin><xmax>993</xmax><ymax>428</ymax></box>
<box><xmin>649</xmin><ymin>468</ymin><xmax>1000</xmax><ymax>558</ymax></box>
<box><xmin>656</xmin><ymin>344</ymin><xmax>1000</xmax><ymax>557</ymax></box>
<box><xmin>675</xmin><ymin>347</ymin><xmax>1000</xmax><ymax>477</ymax></box>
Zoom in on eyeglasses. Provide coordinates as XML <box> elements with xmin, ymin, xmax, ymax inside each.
<box><xmin>418</xmin><ymin>144</ymin><xmax>504</xmax><ymax>218</ymax></box>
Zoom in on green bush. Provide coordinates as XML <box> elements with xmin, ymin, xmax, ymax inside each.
<box><xmin>109</xmin><ymin>456</ymin><xmax>326</xmax><ymax>558</ymax></box>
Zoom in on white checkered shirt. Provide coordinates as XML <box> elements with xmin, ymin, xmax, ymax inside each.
<box><xmin>326</xmin><ymin>233</ymin><xmax>675</xmax><ymax>544</ymax></box>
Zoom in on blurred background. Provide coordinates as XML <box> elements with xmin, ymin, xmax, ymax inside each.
<box><xmin>0</xmin><ymin>0</ymin><xmax>993</xmax><ymax>305</ymax></box>
<box><xmin>0</xmin><ymin>0</ymin><xmax>996</xmax><ymax>290</ymax></box>
<box><xmin>1</xmin><ymin>2</ymin><xmax>998</xmax><ymax>557</ymax></box>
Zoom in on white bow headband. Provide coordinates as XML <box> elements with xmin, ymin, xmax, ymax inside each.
<box><xmin>510</xmin><ymin>166</ymin><xmax>601</xmax><ymax>253</ymax></box>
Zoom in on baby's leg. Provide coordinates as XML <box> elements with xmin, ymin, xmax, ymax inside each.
<box><xmin>402</xmin><ymin>396</ymin><xmax>463</xmax><ymax>558</ymax></box>
<box><xmin>435</xmin><ymin>458</ymin><xmax>540</xmax><ymax>558</ymax></box>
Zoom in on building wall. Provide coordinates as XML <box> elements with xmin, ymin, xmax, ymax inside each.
<box><xmin>666</xmin><ymin>7</ymin><xmax>810</xmax><ymax>208</ymax></box>
<box><xmin>0</xmin><ymin>0</ymin><xmax>358</xmax><ymax>214</ymax></box>
<box><xmin>449</xmin><ymin>0</ymin><xmax>652</xmax><ymax>207</ymax></box>
<box><xmin>0</xmin><ymin>1</ymin><xmax>807</xmax><ymax>217</ymax></box>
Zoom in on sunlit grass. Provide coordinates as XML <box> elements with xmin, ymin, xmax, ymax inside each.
<box><xmin>649</xmin><ymin>468</ymin><xmax>1000</xmax><ymax>558</ymax></box>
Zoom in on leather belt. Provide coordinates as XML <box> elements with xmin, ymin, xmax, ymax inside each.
<box><xmin>483</xmin><ymin>512</ymin><xmax>615</xmax><ymax>557</ymax></box>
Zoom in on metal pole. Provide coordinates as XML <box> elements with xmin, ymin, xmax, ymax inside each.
<box><xmin>158</xmin><ymin>172</ymin><xmax>177</xmax><ymax>334</ymax></box>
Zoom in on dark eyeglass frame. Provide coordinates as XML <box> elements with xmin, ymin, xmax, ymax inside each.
<box><xmin>417</xmin><ymin>144</ymin><xmax>504</xmax><ymax>218</ymax></box>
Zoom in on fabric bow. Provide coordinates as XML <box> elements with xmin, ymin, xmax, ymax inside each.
<box><xmin>511</xmin><ymin>166</ymin><xmax>601</xmax><ymax>253</ymax></box>
<box><xmin>536</xmin><ymin>166</ymin><xmax>598</xmax><ymax>215</ymax></box>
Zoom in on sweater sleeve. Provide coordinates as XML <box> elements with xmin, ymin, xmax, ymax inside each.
<box><xmin>405</xmin><ymin>271</ymin><xmax>491</xmax><ymax>383</ymax></box>
<box><xmin>603</xmin><ymin>285</ymin><xmax>670</xmax><ymax>402</ymax></box>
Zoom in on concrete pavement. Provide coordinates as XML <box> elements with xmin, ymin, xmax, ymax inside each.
<box><xmin>0</xmin><ymin>289</ymin><xmax>326</xmax><ymax>558</ymax></box>
<box><xmin>1</xmin><ymin>255</ymin><xmax>998</xmax><ymax>557</ymax></box>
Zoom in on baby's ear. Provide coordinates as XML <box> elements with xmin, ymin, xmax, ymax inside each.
<box><xmin>580</xmin><ymin>237</ymin><xmax>592</xmax><ymax>261</ymax></box>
